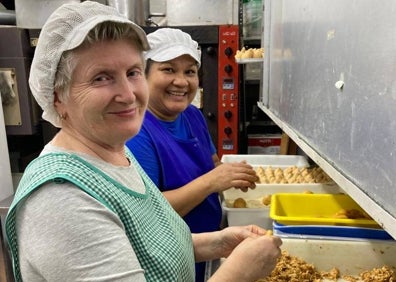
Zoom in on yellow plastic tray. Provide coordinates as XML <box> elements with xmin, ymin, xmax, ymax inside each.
<box><xmin>270</xmin><ymin>193</ymin><xmax>380</xmax><ymax>228</ymax></box>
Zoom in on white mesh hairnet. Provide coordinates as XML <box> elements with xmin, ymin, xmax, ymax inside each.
<box><xmin>29</xmin><ymin>1</ymin><xmax>149</xmax><ymax>128</ymax></box>
<box><xmin>144</xmin><ymin>28</ymin><xmax>201</xmax><ymax>68</ymax></box>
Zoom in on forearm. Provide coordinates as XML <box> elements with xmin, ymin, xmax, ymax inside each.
<box><xmin>162</xmin><ymin>174</ymin><xmax>215</xmax><ymax>216</ymax></box>
<box><xmin>207</xmin><ymin>258</ymin><xmax>251</xmax><ymax>282</ymax></box>
<box><xmin>192</xmin><ymin>231</ymin><xmax>224</xmax><ymax>262</ymax></box>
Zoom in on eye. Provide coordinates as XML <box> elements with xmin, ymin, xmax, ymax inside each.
<box><xmin>186</xmin><ymin>69</ymin><xmax>197</xmax><ymax>76</ymax></box>
<box><xmin>93</xmin><ymin>74</ymin><xmax>111</xmax><ymax>82</ymax></box>
<box><xmin>161</xmin><ymin>67</ymin><xmax>174</xmax><ymax>74</ymax></box>
<box><xmin>127</xmin><ymin>69</ymin><xmax>143</xmax><ymax>78</ymax></box>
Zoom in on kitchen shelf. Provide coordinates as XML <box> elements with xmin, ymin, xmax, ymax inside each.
<box><xmin>236</xmin><ymin>58</ymin><xmax>264</xmax><ymax>64</ymax></box>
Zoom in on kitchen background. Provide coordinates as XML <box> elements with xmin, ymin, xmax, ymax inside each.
<box><xmin>1</xmin><ymin>0</ymin><xmax>396</xmax><ymax>281</ymax></box>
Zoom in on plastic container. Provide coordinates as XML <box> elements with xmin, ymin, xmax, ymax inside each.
<box><xmin>221</xmin><ymin>154</ymin><xmax>309</xmax><ymax>168</ymax></box>
<box><xmin>222</xmin><ymin>185</ymin><xmax>343</xmax><ymax>229</ymax></box>
<box><xmin>273</xmin><ymin>221</ymin><xmax>394</xmax><ymax>240</ymax></box>
<box><xmin>222</xmin><ymin>183</ymin><xmax>342</xmax><ymax>202</ymax></box>
<box><xmin>222</xmin><ymin>201</ymin><xmax>272</xmax><ymax>229</ymax></box>
<box><xmin>270</xmin><ymin>193</ymin><xmax>380</xmax><ymax>228</ymax></box>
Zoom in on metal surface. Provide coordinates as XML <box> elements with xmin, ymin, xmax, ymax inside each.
<box><xmin>166</xmin><ymin>0</ymin><xmax>238</xmax><ymax>26</ymax></box>
<box><xmin>107</xmin><ymin>0</ymin><xmax>150</xmax><ymax>26</ymax></box>
<box><xmin>0</xmin><ymin>10</ymin><xmax>16</xmax><ymax>25</ymax></box>
<box><xmin>260</xmin><ymin>0</ymin><xmax>396</xmax><ymax>237</ymax></box>
<box><xmin>14</xmin><ymin>0</ymin><xmax>79</xmax><ymax>29</ymax></box>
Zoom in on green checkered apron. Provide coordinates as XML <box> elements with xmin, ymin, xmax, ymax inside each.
<box><xmin>5</xmin><ymin>150</ymin><xmax>195</xmax><ymax>282</ymax></box>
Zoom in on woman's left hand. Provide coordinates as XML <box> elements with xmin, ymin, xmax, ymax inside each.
<box><xmin>206</xmin><ymin>225</ymin><xmax>282</xmax><ymax>282</ymax></box>
<box><xmin>216</xmin><ymin>225</ymin><xmax>270</xmax><ymax>257</ymax></box>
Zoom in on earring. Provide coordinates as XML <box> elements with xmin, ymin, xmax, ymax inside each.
<box><xmin>59</xmin><ymin>114</ymin><xmax>65</xmax><ymax>120</ymax></box>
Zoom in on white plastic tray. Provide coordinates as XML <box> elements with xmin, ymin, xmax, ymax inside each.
<box><xmin>221</xmin><ymin>154</ymin><xmax>309</xmax><ymax>168</ymax></box>
<box><xmin>222</xmin><ymin>201</ymin><xmax>272</xmax><ymax>229</ymax></box>
<box><xmin>222</xmin><ymin>183</ymin><xmax>342</xmax><ymax>201</ymax></box>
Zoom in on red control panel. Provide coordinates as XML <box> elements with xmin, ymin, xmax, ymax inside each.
<box><xmin>217</xmin><ymin>25</ymin><xmax>239</xmax><ymax>157</ymax></box>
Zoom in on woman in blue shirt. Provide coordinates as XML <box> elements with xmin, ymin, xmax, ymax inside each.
<box><xmin>126</xmin><ymin>28</ymin><xmax>259</xmax><ymax>282</ymax></box>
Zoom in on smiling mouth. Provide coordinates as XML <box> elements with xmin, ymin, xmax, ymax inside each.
<box><xmin>168</xmin><ymin>90</ymin><xmax>187</xmax><ymax>97</ymax></box>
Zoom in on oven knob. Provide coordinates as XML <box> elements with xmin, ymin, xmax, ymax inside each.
<box><xmin>206</xmin><ymin>112</ymin><xmax>215</xmax><ymax>120</ymax></box>
<box><xmin>224</xmin><ymin>127</ymin><xmax>232</xmax><ymax>136</ymax></box>
<box><xmin>224</xmin><ymin>110</ymin><xmax>232</xmax><ymax>119</ymax></box>
<box><xmin>224</xmin><ymin>47</ymin><xmax>233</xmax><ymax>57</ymax></box>
<box><xmin>224</xmin><ymin>64</ymin><xmax>233</xmax><ymax>73</ymax></box>
<box><xmin>206</xmin><ymin>46</ymin><xmax>216</xmax><ymax>56</ymax></box>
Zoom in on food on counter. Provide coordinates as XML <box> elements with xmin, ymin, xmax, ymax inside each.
<box><xmin>256</xmin><ymin>165</ymin><xmax>332</xmax><ymax>184</ymax></box>
<box><xmin>256</xmin><ymin>251</ymin><xmax>395</xmax><ymax>282</ymax></box>
<box><xmin>232</xmin><ymin>197</ymin><xmax>247</xmax><ymax>208</ymax></box>
<box><xmin>256</xmin><ymin>250</ymin><xmax>327</xmax><ymax>281</ymax></box>
<box><xmin>262</xmin><ymin>194</ymin><xmax>272</xmax><ymax>206</ymax></box>
<box><xmin>235</xmin><ymin>47</ymin><xmax>264</xmax><ymax>59</ymax></box>
<box><xmin>359</xmin><ymin>266</ymin><xmax>395</xmax><ymax>282</ymax></box>
<box><xmin>228</xmin><ymin>195</ymin><xmax>272</xmax><ymax>209</ymax></box>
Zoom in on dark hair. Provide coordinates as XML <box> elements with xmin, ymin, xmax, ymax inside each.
<box><xmin>145</xmin><ymin>59</ymin><xmax>155</xmax><ymax>76</ymax></box>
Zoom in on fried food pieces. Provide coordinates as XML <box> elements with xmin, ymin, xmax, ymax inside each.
<box><xmin>230</xmin><ymin>195</ymin><xmax>271</xmax><ymax>208</ymax></box>
<box><xmin>256</xmin><ymin>166</ymin><xmax>332</xmax><ymax>184</ymax></box>
<box><xmin>333</xmin><ymin>208</ymin><xmax>372</xmax><ymax>220</ymax></box>
<box><xmin>235</xmin><ymin>47</ymin><xmax>264</xmax><ymax>59</ymax></box>
<box><xmin>256</xmin><ymin>251</ymin><xmax>395</xmax><ymax>282</ymax></box>
<box><xmin>233</xmin><ymin>197</ymin><xmax>247</xmax><ymax>208</ymax></box>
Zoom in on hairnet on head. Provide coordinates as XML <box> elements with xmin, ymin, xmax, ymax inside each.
<box><xmin>144</xmin><ymin>28</ymin><xmax>201</xmax><ymax>68</ymax></box>
<box><xmin>29</xmin><ymin>1</ymin><xmax>150</xmax><ymax>128</ymax></box>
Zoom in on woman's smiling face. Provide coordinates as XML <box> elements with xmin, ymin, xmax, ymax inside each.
<box><xmin>55</xmin><ymin>39</ymin><xmax>149</xmax><ymax>147</ymax></box>
<box><xmin>146</xmin><ymin>55</ymin><xmax>199</xmax><ymax>121</ymax></box>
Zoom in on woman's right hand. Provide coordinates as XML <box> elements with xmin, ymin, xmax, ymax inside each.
<box><xmin>205</xmin><ymin>161</ymin><xmax>259</xmax><ymax>193</ymax></box>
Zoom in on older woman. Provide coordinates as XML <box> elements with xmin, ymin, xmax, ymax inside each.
<box><xmin>5</xmin><ymin>2</ymin><xmax>281</xmax><ymax>282</ymax></box>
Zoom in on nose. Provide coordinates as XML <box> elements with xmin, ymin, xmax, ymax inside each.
<box><xmin>115</xmin><ymin>77</ymin><xmax>136</xmax><ymax>103</ymax></box>
<box><xmin>172</xmin><ymin>73</ymin><xmax>189</xmax><ymax>87</ymax></box>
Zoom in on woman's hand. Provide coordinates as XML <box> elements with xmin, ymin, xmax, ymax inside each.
<box><xmin>207</xmin><ymin>225</ymin><xmax>282</xmax><ymax>282</ymax></box>
<box><xmin>205</xmin><ymin>161</ymin><xmax>259</xmax><ymax>193</ymax></box>
<box><xmin>214</xmin><ymin>225</ymin><xmax>279</xmax><ymax>258</ymax></box>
